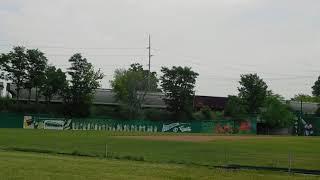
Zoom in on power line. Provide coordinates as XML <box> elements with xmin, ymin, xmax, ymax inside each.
<box><xmin>46</xmin><ymin>54</ymin><xmax>145</xmax><ymax>57</ymax></box>
<box><xmin>0</xmin><ymin>44</ymin><xmax>145</xmax><ymax>50</ymax></box>
<box><xmin>1</xmin><ymin>43</ymin><xmax>318</xmax><ymax>83</ymax></box>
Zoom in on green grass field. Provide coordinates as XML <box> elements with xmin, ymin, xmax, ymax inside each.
<box><xmin>0</xmin><ymin>129</ymin><xmax>319</xmax><ymax>179</ymax></box>
<box><xmin>0</xmin><ymin>151</ymin><xmax>319</xmax><ymax>180</ymax></box>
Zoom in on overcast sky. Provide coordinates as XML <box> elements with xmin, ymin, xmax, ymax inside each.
<box><xmin>0</xmin><ymin>0</ymin><xmax>319</xmax><ymax>98</ymax></box>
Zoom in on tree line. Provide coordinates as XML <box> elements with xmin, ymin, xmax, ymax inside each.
<box><xmin>110</xmin><ymin>64</ymin><xmax>199</xmax><ymax>120</ymax></box>
<box><xmin>0</xmin><ymin>46</ymin><xmax>104</xmax><ymax>117</ymax></box>
<box><xmin>1</xmin><ymin>46</ymin><xmax>320</xmax><ymax>126</ymax></box>
<box><xmin>0</xmin><ymin>46</ymin><xmax>200</xmax><ymax>118</ymax></box>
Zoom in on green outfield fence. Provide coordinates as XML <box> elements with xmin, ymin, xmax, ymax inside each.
<box><xmin>0</xmin><ymin>112</ymin><xmax>23</xmax><ymax>128</ymax></box>
<box><xmin>302</xmin><ymin>116</ymin><xmax>320</xmax><ymax>136</ymax></box>
<box><xmin>69</xmin><ymin>118</ymin><xmax>257</xmax><ymax>134</ymax></box>
<box><xmin>0</xmin><ymin>112</ymin><xmax>257</xmax><ymax>134</ymax></box>
<box><xmin>2</xmin><ymin>112</ymin><xmax>320</xmax><ymax>135</ymax></box>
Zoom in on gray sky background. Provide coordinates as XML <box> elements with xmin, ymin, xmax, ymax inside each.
<box><xmin>0</xmin><ymin>0</ymin><xmax>319</xmax><ymax>98</ymax></box>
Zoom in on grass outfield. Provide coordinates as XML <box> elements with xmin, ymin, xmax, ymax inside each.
<box><xmin>0</xmin><ymin>129</ymin><xmax>319</xmax><ymax>171</ymax></box>
<box><xmin>0</xmin><ymin>151</ymin><xmax>318</xmax><ymax>180</ymax></box>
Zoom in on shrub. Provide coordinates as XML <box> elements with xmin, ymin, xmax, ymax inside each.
<box><xmin>192</xmin><ymin>107</ymin><xmax>224</xmax><ymax>121</ymax></box>
<box><xmin>143</xmin><ymin>108</ymin><xmax>173</xmax><ymax>121</ymax></box>
<box><xmin>90</xmin><ymin>105</ymin><xmax>119</xmax><ymax>118</ymax></box>
<box><xmin>224</xmin><ymin>95</ymin><xmax>248</xmax><ymax>118</ymax></box>
<box><xmin>200</xmin><ymin>106</ymin><xmax>212</xmax><ymax>119</ymax></box>
<box><xmin>0</xmin><ymin>97</ymin><xmax>14</xmax><ymax>111</ymax></box>
<box><xmin>261</xmin><ymin>96</ymin><xmax>295</xmax><ymax>128</ymax></box>
<box><xmin>173</xmin><ymin>111</ymin><xmax>193</xmax><ymax>121</ymax></box>
<box><xmin>211</xmin><ymin>111</ymin><xmax>224</xmax><ymax>119</ymax></box>
<box><xmin>0</xmin><ymin>98</ymin><xmax>66</xmax><ymax>115</ymax></box>
<box><xmin>192</xmin><ymin>111</ymin><xmax>207</xmax><ymax>121</ymax></box>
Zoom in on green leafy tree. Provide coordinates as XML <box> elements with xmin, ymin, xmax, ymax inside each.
<box><xmin>40</xmin><ymin>66</ymin><xmax>67</xmax><ymax>104</ymax></box>
<box><xmin>66</xmin><ymin>53</ymin><xmax>104</xmax><ymax>117</ymax></box>
<box><xmin>25</xmin><ymin>49</ymin><xmax>48</xmax><ymax>103</ymax></box>
<box><xmin>0</xmin><ymin>54</ymin><xmax>8</xmax><ymax>79</ymax></box>
<box><xmin>238</xmin><ymin>73</ymin><xmax>268</xmax><ymax>114</ymax></box>
<box><xmin>261</xmin><ymin>95</ymin><xmax>295</xmax><ymax>128</ymax></box>
<box><xmin>291</xmin><ymin>94</ymin><xmax>320</xmax><ymax>103</ymax></box>
<box><xmin>110</xmin><ymin>63</ymin><xmax>159</xmax><ymax>118</ymax></box>
<box><xmin>224</xmin><ymin>95</ymin><xmax>248</xmax><ymax>118</ymax></box>
<box><xmin>126</xmin><ymin>63</ymin><xmax>159</xmax><ymax>92</ymax></box>
<box><xmin>192</xmin><ymin>106</ymin><xmax>218</xmax><ymax>121</ymax></box>
<box><xmin>160</xmin><ymin>66</ymin><xmax>199</xmax><ymax>115</ymax></box>
<box><xmin>312</xmin><ymin>76</ymin><xmax>320</xmax><ymax>97</ymax></box>
<box><xmin>2</xmin><ymin>47</ymin><xmax>28</xmax><ymax>100</ymax></box>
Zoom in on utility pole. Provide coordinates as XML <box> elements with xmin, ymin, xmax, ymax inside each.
<box><xmin>147</xmin><ymin>34</ymin><xmax>153</xmax><ymax>91</ymax></box>
<box><xmin>148</xmin><ymin>34</ymin><xmax>151</xmax><ymax>74</ymax></box>
<box><xmin>296</xmin><ymin>99</ymin><xmax>303</xmax><ymax>136</ymax></box>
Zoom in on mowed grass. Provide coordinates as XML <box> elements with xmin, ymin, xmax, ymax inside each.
<box><xmin>0</xmin><ymin>129</ymin><xmax>319</xmax><ymax>171</ymax></box>
<box><xmin>0</xmin><ymin>151</ymin><xmax>318</xmax><ymax>180</ymax></box>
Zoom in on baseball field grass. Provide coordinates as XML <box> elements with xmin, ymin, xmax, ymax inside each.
<box><xmin>0</xmin><ymin>129</ymin><xmax>319</xmax><ymax>179</ymax></box>
<box><xmin>0</xmin><ymin>151</ymin><xmax>319</xmax><ymax>180</ymax></box>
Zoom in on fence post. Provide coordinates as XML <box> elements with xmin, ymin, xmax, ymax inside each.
<box><xmin>105</xmin><ymin>144</ymin><xmax>108</xmax><ymax>158</ymax></box>
<box><xmin>224</xmin><ymin>145</ymin><xmax>227</xmax><ymax>166</ymax></box>
<box><xmin>288</xmin><ymin>152</ymin><xmax>292</xmax><ymax>173</ymax></box>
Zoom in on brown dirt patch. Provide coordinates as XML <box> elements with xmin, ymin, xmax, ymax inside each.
<box><xmin>116</xmin><ymin>135</ymin><xmax>270</xmax><ymax>142</ymax></box>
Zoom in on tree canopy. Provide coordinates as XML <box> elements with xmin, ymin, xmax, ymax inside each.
<box><xmin>160</xmin><ymin>66</ymin><xmax>198</xmax><ymax>114</ymax></box>
<box><xmin>2</xmin><ymin>46</ymin><xmax>29</xmax><ymax>100</ymax></box>
<box><xmin>224</xmin><ymin>95</ymin><xmax>248</xmax><ymax>118</ymax></box>
<box><xmin>261</xmin><ymin>95</ymin><xmax>295</xmax><ymax>128</ymax></box>
<box><xmin>1</xmin><ymin>47</ymin><xmax>105</xmax><ymax>117</ymax></box>
<box><xmin>40</xmin><ymin>66</ymin><xmax>67</xmax><ymax>103</ymax></box>
<box><xmin>110</xmin><ymin>63</ymin><xmax>159</xmax><ymax>118</ymax></box>
<box><xmin>291</xmin><ymin>94</ymin><xmax>320</xmax><ymax>103</ymax></box>
<box><xmin>25</xmin><ymin>49</ymin><xmax>48</xmax><ymax>102</ymax></box>
<box><xmin>238</xmin><ymin>73</ymin><xmax>268</xmax><ymax>114</ymax></box>
<box><xmin>65</xmin><ymin>53</ymin><xmax>104</xmax><ymax>116</ymax></box>
<box><xmin>0</xmin><ymin>54</ymin><xmax>7</xmax><ymax>79</ymax></box>
<box><xmin>312</xmin><ymin>76</ymin><xmax>320</xmax><ymax>97</ymax></box>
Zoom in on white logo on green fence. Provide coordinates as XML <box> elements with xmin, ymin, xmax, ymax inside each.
<box><xmin>162</xmin><ymin>123</ymin><xmax>192</xmax><ymax>133</ymax></box>
<box><xmin>71</xmin><ymin>122</ymin><xmax>159</xmax><ymax>132</ymax></box>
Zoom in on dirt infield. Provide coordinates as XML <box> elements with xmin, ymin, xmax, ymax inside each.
<box><xmin>117</xmin><ymin>135</ymin><xmax>271</xmax><ymax>142</ymax></box>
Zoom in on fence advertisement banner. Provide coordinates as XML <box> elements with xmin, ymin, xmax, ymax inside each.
<box><xmin>213</xmin><ymin>119</ymin><xmax>257</xmax><ymax>134</ymax></box>
<box><xmin>23</xmin><ymin>116</ymin><xmax>33</xmax><ymax>129</ymax></box>
<box><xmin>22</xmin><ymin>115</ymin><xmax>257</xmax><ymax>134</ymax></box>
<box><xmin>23</xmin><ymin>116</ymin><xmax>71</xmax><ymax>130</ymax></box>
